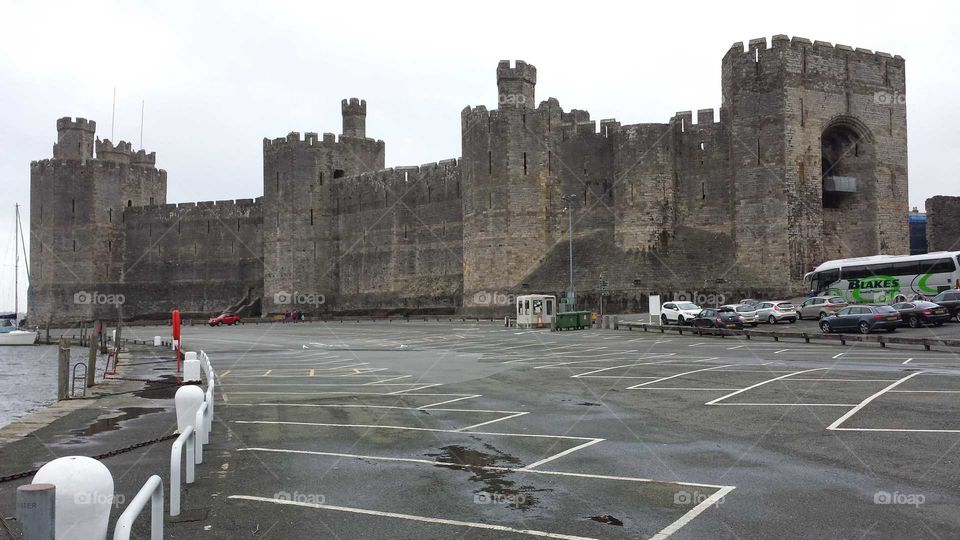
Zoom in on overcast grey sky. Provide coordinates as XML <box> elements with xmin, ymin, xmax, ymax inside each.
<box><xmin>2</xmin><ymin>0</ymin><xmax>959</xmax><ymax>311</ymax></box>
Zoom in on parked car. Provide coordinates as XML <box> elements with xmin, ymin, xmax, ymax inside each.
<box><xmin>891</xmin><ymin>301</ymin><xmax>952</xmax><ymax>328</ymax></box>
<box><xmin>797</xmin><ymin>296</ymin><xmax>849</xmax><ymax>320</ymax></box>
<box><xmin>739</xmin><ymin>299</ymin><xmax>760</xmax><ymax>306</ymax></box>
<box><xmin>819</xmin><ymin>305</ymin><xmax>901</xmax><ymax>334</ymax></box>
<box><xmin>930</xmin><ymin>290</ymin><xmax>960</xmax><ymax>321</ymax></box>
<box><xmin>209</xmin><ymin>313</ymin><xmax>241</xmax><ymax>326</ymax></box>
<box><xmin>693</xmin><ymin>307</ymin><xmax>744</xmax><ymax>329</ymax></box>
<box><xmin>722</xmin><ymin>304</ymin><xmax>759</xmax><ymax>327</ymax></box>
<box><xmin>660</xmin><ymin>302</ymin><xmax>702</xmax><ymax>325</ymax></box>
<box><xmin>754</xmin><ymin>301</ymin><xmax>798</xmax><ymax>324</ymax></box>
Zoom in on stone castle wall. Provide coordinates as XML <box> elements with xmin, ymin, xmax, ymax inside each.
<box><xmin>926</xmin><ymin>196</ymin><xmax>960</xmax><ymax>253</ymax></box>
<box><xmin>29</xmin><ymin>35</ymin><xmax>914</xmax><ymax>323</ymax></box>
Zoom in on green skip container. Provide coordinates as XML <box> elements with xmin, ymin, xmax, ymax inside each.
<box><xmin>554</xmin><ymin>311</ymin><xmax>592</xmax><ymax>331</ymax></box>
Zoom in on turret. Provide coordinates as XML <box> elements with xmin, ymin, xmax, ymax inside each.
<box><xmin>496</xmin><ymin>60</ymin><xmax>536</xmax><ymax>109</ymax></box>
<box><xmin>95</xmin><ymin>139</ymin><xmax>133</xmax><ymax>163</ymax></box>
<box><xmin>341</xmin><ymin>98</ymin><xmax>367</xmax><ymax>138</ymax></box>
<box><xmin>53</xmin><ymin>117</ymin><xmax>96</xmax><ymax>160</ymax></box>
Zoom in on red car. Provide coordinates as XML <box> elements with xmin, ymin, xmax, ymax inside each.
<box><xmin>209</xmin><ymin>313</ymin><xmax>241</xmax><ymax>326</ymax></box>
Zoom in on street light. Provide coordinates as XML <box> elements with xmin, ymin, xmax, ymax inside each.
<box><xmin>561</xmin><ymin>194</ymin><xmax>577</xmax><ymax>308</ymax></box>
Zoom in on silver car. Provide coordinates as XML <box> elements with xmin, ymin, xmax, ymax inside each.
<box><xmin>722</xmin><ymin>303</ymin><xmax>759</xmax><ymax>327</ymax></box>
<box><xmin>797</xmin><ymin>296</ymin><xmax>848</xmax><ymax>320</ymax></box>
<box><xmin>754</xmin><ymin>301</ymin><xmax>798</xmax><ymax>324</ymax></box>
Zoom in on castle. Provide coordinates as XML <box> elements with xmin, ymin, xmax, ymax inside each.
<box><xmin>29</xmin><ymin>35</ymin><xmax>909</xmax><ymax>324</ymax></box>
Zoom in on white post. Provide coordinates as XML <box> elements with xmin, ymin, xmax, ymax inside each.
<box><xmin>112</xmin><ymin>475</ymin><xmax>163</xmax><ymax>540</ymax></box>
<box><xmin>153</xmin><ymin>336</ymin><xmax>161</xmax><ymax>347</ymax></box>
<box><xmin>33</xmin><ymin>456</ymin><xmax>113</xmax><ymax>540</ymax></box>
<box><xmin>171</xmin><ymin>339</ymin><xmax>178</xmax><ymax>352</ymax></box>
<box><xmin>169</xmin><ymin>425</ymin><xmax>195</xmax><ymax>516</ymax></box>
<box><xmin>175</xmin><ymin>385</ymin><xmax>204</xmax><ymax>434</ymax></box>
<box><xmin>183</xmin><ymin>351</ymin><xmax>201</xmax><ymax>383</ymax></box>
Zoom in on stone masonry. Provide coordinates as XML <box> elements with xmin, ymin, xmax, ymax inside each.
<box><xmin>29</xmin><ymin>35</ymin><xmax>911</xmax><ymax>324</ymax></box>
<box><xmin>926</xmin><ymin>196</ymin><xmax>960</xmax><ymax>253</ymax></box>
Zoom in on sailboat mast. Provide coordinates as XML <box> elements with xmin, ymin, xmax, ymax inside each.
<box><xmin>14</xmin><ymin>204</ymin><xmax>19</xmax><ymax>320</ymax></box>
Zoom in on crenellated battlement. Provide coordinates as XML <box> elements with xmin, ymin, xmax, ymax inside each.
<box><xmin>56</xmin><ymin>117</ymin><xmax>96</xmax><ymax>133</ymax></box>
<box><xmin>341</xmin><ymin>97</ymin><xmax>367</xmax><ymax>115</ymax></box>
<box><xmin>96</xmin><ymin>139</ymin><xmax>133</xmax><ymax>162</ymax></box>
<box><xmin>132</xmin><ymin>149</ymin><xmax>157</xmax><ymax>167</ymax></box>
<box><xmin>496</xmin><ymin>60</ymin><xmax>537</xmax><ymax>84</ymax></box>
<box><xmin>726</xmin><ymin>34</ymin><xmax>904</xmax><ymax>63</ymax></box>
<box><xmin>263</xmin><ymin>130</ymin><xmax>384</xmax><ymax>152</ymax></box>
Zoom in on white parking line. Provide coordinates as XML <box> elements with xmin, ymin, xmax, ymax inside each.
<box><xmin>455</xmin><ymin>412</ymin><xmax>530</xmax><ymax>432</ymax></box>
<box><xmin>650</xmin><ymin>485</ymin><xmax>736</xmax><ymax>540</ymax></box>
<box><xmin>627</xmin><ymin>364</ymin><xmax>740</xmax><ymax>389</ymax></box>
<box><xmin>228</xmin><ymin>495</ymin><xmax>596</xmax><ymax>540</ymax></box>
<box><xmin>705</xmin><ymin>368</ymin><xmax>829</xmax><ymax>405</ymax></box>
<box><xmin>573</xmin><ymin>359</ymin><xmax>679</xmax><ymax>378</ymax></box>
<box><xmin>519</xmin><ymin>438</ymin><xmax>605</xmax><ymax>470</ymax></box>
<box><xmin>827</xmin><ymin>371</ymin><xmax>924</xmax><ymax>430</ymax></box>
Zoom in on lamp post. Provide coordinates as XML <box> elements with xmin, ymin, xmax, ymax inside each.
<box><xmin>561</xmin><ymin>194</ymin><xmax>577</xmax><ymax>308</ymax></box>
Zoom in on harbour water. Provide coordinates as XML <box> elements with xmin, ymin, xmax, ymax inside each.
<box><xmin>0</xmin><ymin>345</ymin><xmax>82</xmax><ymax>428</ymax></box>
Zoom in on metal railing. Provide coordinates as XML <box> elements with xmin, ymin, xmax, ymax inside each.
<box><xmin>169</xmin><ymin>425</ymin><xmax>196</xmax><ymax>517</ymax></box>
<box><xmin>113</xmin><ymin>475</ymin><xmax>163</xmax><ymax>540</ymax></box>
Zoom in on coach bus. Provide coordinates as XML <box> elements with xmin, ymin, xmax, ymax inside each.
<box><xmin>804</xmin><ymin>251</ymin><xmax>960</xmax><ymax>304</ymax></box>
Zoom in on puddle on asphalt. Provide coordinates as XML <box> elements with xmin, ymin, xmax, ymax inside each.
<box><xmin>587</xmin><ymin>514</ymin><xmax>624</xmax><ymax>526</ymax></box>
<box><xmin>133</xmin><ymin>375</ymin><xmax>180</xmax><ymax>399</ymax></box>
<box><xmin>424</xmin><ymin>442</ymin><xmax>550</xmax><ymax>510</ymax></box>
<box><xmin>66</xmin><ymin>406</ymin><xmax>166</xmax><ymax>439</ymax></box>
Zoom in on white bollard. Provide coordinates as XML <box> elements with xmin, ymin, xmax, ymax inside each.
<box><xmin>153</xmin><ymin>336</ymin><xmax>162</xmax><ymax>347</ymax></box>
<box><xmin>33</xmin><ymin>456</ymin><xmax>113</xmax><ymax>540</ymax></box>
<box><xmin>175</xmin><ymin>385</ymin><xmax>205</xmax><ymax>433</ymax></box>
<box><xmin>171</xmin><ymin>339</ymin><xmax>179</xmax><ymax>352</ymax></box>
<box><xmin>183</xmin><ymin>352</ymin><xmax>201</xmax><ymax>382</ymax></box>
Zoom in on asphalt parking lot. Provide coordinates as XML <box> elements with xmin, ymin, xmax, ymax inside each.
<box><xmin>122</xmin><ymin>321</ymin><xmax>960</xmax><ymax>539</ymax></box>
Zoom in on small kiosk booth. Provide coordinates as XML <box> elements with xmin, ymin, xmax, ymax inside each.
<box><xmin>516</xmin><ymin>294</ymin><xmax>556</xmax><ymax>328</ymax></box>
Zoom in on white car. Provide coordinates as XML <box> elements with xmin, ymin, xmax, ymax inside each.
<box><xmin>722</xmin><ymin>303</ymin><xmax>759</xmax><ymax>327</ymax></box>
<box><xmin>660</xmin><ymin>302</ymin><xmax>702</xmax><ymax>325</ymax></box>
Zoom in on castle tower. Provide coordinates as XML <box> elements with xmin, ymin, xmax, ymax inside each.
<box><xmin>341</xmin><ymin>98</ymin><xmax>367</xmax><ymax>138</ymax></box>
<box><xmin>262</xmin><ymin>100</ymin><xmax>385</xmax><ymax>315</ymax></box>
<box><xmin>496</xmin><ymin>60</ymin><xmax>536</xmax><ymax>109</ymax></box>
<box><xmin>461</xmin><ymin>60</ymin><xmax>566</xmax><ymax>311</ymax></box>
<box><xmin>53</xmin><ymin>117</ymin><xmax>96</xmax><ymax>160</ymax></box>
<box><xmin>29</xmin><ymin>117</ymin><xmax>167</xmax><ymax>324</ymax></box>
<box><xmin>722</xmin><ymin>35</ymin><xmax>908</xmax><ymax>288</ymax></box>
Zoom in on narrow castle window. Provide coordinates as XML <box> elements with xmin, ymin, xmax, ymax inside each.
<box><xmin>71</xmin><ymin>199</ymin><xmax>75</xmax><ymax>214</ymax></box>
<box><xmin>310</xmin><ymin>208</ymin><xmax>314</xmax><ymax>225</ymax></box>
<box><xmin>237</xmin><ymin>218</ymin><xmax>241</xmax><ymax>231</ymax></box>
<box><xmin>276</xmin><ymin>172</ymin><xmax>279</xmax><ymax>192</ymax></box>
<box><xmin>73</xmin><ymin>239</ymin><xmax>76</xmax><ymax>252</ymax></box>
<box><xmin>701</xmin><ymin>182</ymin><xmax>706</xmax><ymax>200</ymax></box>
<box><xmin>109</xmin><ymin>208</ymin><xmax>113</xmax><ymax>223</ymax></box>
<box><xmin>150</xmin><ymin>197</ymin><xmax>155</xmax><ymax>205</ymax></box>
<box><xmin>207</xmin><ymin>220</ymin><xmax>211</xmax><ymax>234</ymax></box>
<box><xmin>523</xmin><ymin>152</ymin><xmax>528</xmax><ymax>175</ymax></box>
<box><xmin>40</xmin><ymin>205</ymin><xmax>43</xmax><ymax>223</ymax></box>
<box><xmin>313</xmin><ymin>241</ymin><xmax>317</xmax><ymax>261</ymax></box>
<box><xmin>427</xmin><ymin>187</ymin><xmax>432</xmax><ymax>203</ymax></box>
<box><xmin>404</xmin><ymin>224</ymin><xmax>408</xmax><ymax>239</ymax></box>
<box><xmin>548</xmin><ymin>151</ymin><xmax>552</xmax><ymax>174</ymax></box>
<box><xmin>488</xmin><ymin>192</ymin><xmax>492</xmax><ymax>209</ymax></box>
<box><xmin>319</xmin><ymin>171</ymin><xmax>324</xmax><ymax>185</ymax></box>
<box><xmin>488</xmin><ymin>151</ymin><xmax>492</xmax><ymax>175</ymax></box>
<box><xmin>800</xmin><ymin>98</ymin><xmax>805</xmax><ymax>127</ymax></box>
<box><xmin>127</xmin><ymin>200</ymin><xmax>132</xmax><ymax>207</ymax></box>
<box><xmin>108</xmin><ymin>240</ymin><xmax>112</xmax><ymax>252</ymax></box>
<box><xmin>334</xmin><ymin>169</ymin><xmax>345</xmax><ymax>179</ymax></box>
<box><xmin>756</xmin><ymin>138</ymin><xmax>761</xmax><ymax>164</ymax></box>
<box><xmin>178</xmin><ymin>221</ymin><xmax>181</xmax><ymax>235</ymax></box>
